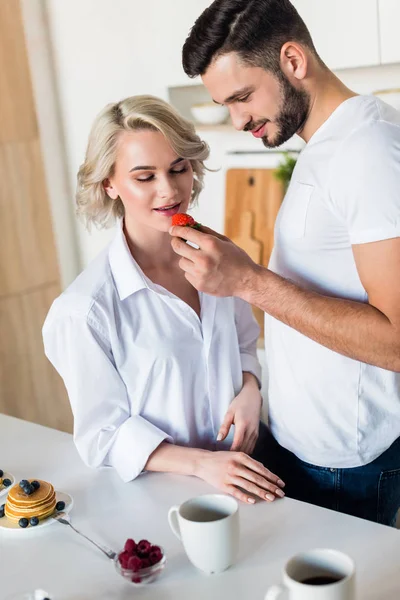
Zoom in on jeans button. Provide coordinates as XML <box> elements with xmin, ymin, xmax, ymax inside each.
<box><xmin>330</xmin><ymin>468</ymin><xmax>336</xmax><ymax>472</ymax></box>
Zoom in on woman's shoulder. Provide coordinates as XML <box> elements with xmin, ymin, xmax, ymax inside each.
<box><xmin>44</xmin><ymin>247</ymin><xmax>117</xmax><ymax>326</ymax></box>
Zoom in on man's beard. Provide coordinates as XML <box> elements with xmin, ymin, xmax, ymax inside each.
<box><xmin>261</xmin><ymin>76</ymin><xmax>310</xmax><ymax>149</ymax></box>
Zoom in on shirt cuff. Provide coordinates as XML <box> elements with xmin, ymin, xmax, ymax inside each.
<box><xmin>240</xmin><ymin>352</ymin><xmax>262</xmax><ymax>389</ymax></box>
<box><xmin>108</xmin><ymin>415</ymin><xmax>173</xmax><ymax>482</ymax></box>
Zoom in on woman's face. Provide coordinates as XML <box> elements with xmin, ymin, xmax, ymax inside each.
<box><xmin>104</xmin><ymin>129</ymin><xmax>194</xmax><ymax>233</ymax></box>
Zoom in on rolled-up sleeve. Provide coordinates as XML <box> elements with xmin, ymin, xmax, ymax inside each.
<box><xmin>234</xmin><ymin>297</ymin><xmax>262</xmax><ymax>388</ymax></box>
<box><xmin>43</xmin><ymin>303</ymin><xmax>171</xmax><ymax>482</ymax></box>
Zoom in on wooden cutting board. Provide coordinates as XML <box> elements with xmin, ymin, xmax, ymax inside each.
<box><xmin>231</xmin><ymin>210</ymin><xmax>263</xmax><ymax>263</ymax></box>
<box><xmin>225</xmin><ymin>168</ymin><xmax>285</xmax><ymax>339</ymax></box>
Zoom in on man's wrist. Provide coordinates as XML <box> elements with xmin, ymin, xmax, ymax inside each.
<box><xmin>235</xmin><ymin>262</ymin><xmax>267</xmax><ymax>303</ymax></box>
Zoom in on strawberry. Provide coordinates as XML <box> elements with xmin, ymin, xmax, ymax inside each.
<box><xmin>171</xmin><ymin>213</ymin><xmax>196</xmax><ymax>227</ymax></box>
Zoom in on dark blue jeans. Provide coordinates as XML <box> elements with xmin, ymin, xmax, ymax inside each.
<box><xmin>253</xmin><ymin>423</ymin><xmax>400</xmax><ymax>527</ymax></box>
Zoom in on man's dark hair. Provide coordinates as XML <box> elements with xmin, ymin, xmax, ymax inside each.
<box><xmin>182</xmin><ymin>0</ymin><xmax>321</xmax><ymax>78</ymax></box>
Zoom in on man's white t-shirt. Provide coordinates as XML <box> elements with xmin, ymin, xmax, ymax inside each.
<box><xmin>266</xmin><ymin>95</ymin><xmax>400</xmax><ymax>468</ymax></box>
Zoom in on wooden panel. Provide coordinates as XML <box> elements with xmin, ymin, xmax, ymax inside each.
<box><xmin>225</xmin><ymin>169</ymin><xmax>284</xmax><ymax>338</ymax></box>
<box><xmin>0</xmin><ymin>140</ymin><xmax>60</xmax><ymax>296</ymax></box>
<box><xmin>0</xmin><ymin>0</ymin><xmax>37</xmax><ymax>142</ymax></box>
<box><xmin>0</xmin><ymin>283</ymin><xmax>72</xmax><ymax>433</ymax></box>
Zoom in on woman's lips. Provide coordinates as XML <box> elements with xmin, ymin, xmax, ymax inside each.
<box><xmin>153</xmin><ymin>202</ymin><xmax>181</xmax><ymax>217</ymax></box>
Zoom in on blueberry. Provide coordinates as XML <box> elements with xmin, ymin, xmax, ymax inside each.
<box><xmin>19</xmin><ymin>518</ymin><xmax>29</xmax><ymax>528</ymax></box>
<box><xmin>0</xmin><ymin>504</ymin><xmax>5</xmax><ymax>518</ymax></box>
<box><xmin>56</xmin><ymin>501</ymin><xmax>65</xmax><ymax>511</ymax></box>
<box><xmin>19</xmin><ymin>479</ymin><xmax>29</xmax><ymax>489</ymax></box>
<box><xmin>23</xmin><ymin>483</ymin><xmax>34</xmax><ymax>495</ymax></box>
<box><xmin>30</xmin><ymin>516</ymin><xmax>39</xmax><ymax>526</ymax></box>
<box><xmin>31</xmin><ymin>480</ymin><xmax>40</xmax><ymax>491</ymax></box>
<box><xmin>0</xmin><ymin>470</ymin><xmax>3</xmax><ymax>478</ymax></box>
<box><xmin>3</xmin><ymin>479</ymin><xmax>12</xmax><ymax>488</ymax></box>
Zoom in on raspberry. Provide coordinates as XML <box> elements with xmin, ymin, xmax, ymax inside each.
<box><xmin>141</xmin><ymin>559</ymin><xmax>151</xmax><ymax>569</ymax></box>
<box><xmin>149</xmin><ymin>550</ymin><xmax>162</xmax><ymax>565</ymax></box>
<box><xmin>137</xmin><ymin>539</ymin><xmax>152</xmax><ymax>557</ymax></box>
<box><xmin>171</xmin><ymin>213</ymin><xmax>196</xmax><ymax>227</ymax></box>
<box><xmin>132</xmin><ymin>576</ymin><xmax>142</xmax><ymax>584</ymax></box>
<box><xmin>128</xmin><ymin>555</ymin><xmax>143</xmax><ymax>572</ymax></box>
<box><xmin>150</xmin><ymin>545</ymin><xmax>161</xmax><ymax>554</ymax></box>
<box><xmin>118</xmin><ymin>550</ymin><xmax>130</xmax><ymax>569</ymax></box>
<box><xmin>124</xmin><ymin>538</ymin><xmax>137</xmax><ymax>554</ymax></box>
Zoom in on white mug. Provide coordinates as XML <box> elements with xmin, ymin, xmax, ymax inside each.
<box><xmin>265</xmin><ymin>549</ymin><xmax>355</xmax><ymax>600</ymax></box>
<box><xmin>168</xmin><ymin>494</ymin><xmax>239</xmax><ymax>574</ymax></box>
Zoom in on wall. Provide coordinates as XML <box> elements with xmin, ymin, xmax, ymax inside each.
<box><xmin>44</xmin><ymin>0</ymin><xmax>400</xmax><ymax>271</ymax></box>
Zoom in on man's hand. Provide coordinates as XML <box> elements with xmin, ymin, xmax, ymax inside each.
<box><xmin>217</xmin><ymin>373</ymin><xmax>262</xmax><ymax>455</ymax></box>
<box><xmin>170</xmin><ymin>224</ymin><xmax>258</xmax><ymax>297</ymax></box>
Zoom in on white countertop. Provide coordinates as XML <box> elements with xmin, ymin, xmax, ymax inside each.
<box><xmin>0</xmin><ymin>414</ymin><xmax>399</xmax><ymax>599</ymax></box>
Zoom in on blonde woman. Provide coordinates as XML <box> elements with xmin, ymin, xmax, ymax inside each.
<box><xmin>43</xmin><ymin>96</ymin><xmax>285</xmax><ymax>504</ymax></box>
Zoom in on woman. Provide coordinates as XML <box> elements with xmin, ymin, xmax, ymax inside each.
<box><xmin>43</xmin><ymin>96</ymin><xmax>285</xmax><ymax>504</ymax></box>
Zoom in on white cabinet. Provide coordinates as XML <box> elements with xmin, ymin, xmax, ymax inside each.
<box><xmin>154</xmin><ymin>0</ymin><xmax>212</xmax><ymax>87</ymax></box>
<box><xmin>291</xmin><ymin>0</ymin><xmax>380</xmax><ymax>70</ymax></box>
<box><xmin>378</xmin><ymin>0</ymin><xmax>400</xmax><ymax>64</ymax></box>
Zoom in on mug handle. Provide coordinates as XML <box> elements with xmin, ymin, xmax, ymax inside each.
<box><xmin>265</xmin><ymin>584</ymin><xmax>288</xmax><ymax>600</ymax></box>
<box><xmin>168</xmin><ymin>505</ymin><xmax>182</xmax><ymax>540</ymax></box>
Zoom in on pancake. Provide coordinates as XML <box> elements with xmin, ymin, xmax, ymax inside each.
<box><xmin>5</xmin><ymin>479</ymin><xmax>56</xmax><ymax>523</ymax></box>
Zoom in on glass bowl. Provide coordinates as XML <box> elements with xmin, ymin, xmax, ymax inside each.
<box><xmin>114</xmin><ymin>547</ymin><xmax>166</xmax><ymax>586</ymax></box>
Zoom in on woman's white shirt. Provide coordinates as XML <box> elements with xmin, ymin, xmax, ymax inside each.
<box><xmin>43</xmin><ymin>225</ymin><xmax>261</xmax><ymax>482</ymax></box>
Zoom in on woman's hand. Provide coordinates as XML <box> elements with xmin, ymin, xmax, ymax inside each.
<box><xmin>195</xmin><ymin>450</ymin><xmax>285</xmax><ymax>504</ymax></box>
<box><xmin>217</xmin><ymin>372</ymin><xmax>262</xmax><ymax>455</ymax></box>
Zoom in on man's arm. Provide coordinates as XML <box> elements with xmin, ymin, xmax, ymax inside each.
<box><xmin>170</xmin><ymin>227</ymin><xmax>400</xmax><ymax>372</ymax></box>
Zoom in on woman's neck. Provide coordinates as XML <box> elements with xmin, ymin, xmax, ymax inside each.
<box><xmin>123</xmin><ymin>217</ymin><xmax>178</xmax><ymax>271</ymax></box>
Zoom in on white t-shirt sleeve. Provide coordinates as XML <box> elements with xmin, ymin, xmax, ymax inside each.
<box><xmin>42</xmin><ymin>300</ymin><xmax>172</xmax><ymax>483</ymax></box>
<box><xmin>234</xmin><ymin>298</ymin><xmax>262</xmax><ymax>388</ymax></box>
<box><xmin>329</xmin><ymin>120</ymin><xmax>400</xmax><ymax>244</ymax></box>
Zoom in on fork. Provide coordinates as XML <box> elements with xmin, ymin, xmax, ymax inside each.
<box><xmin>53</xmin><ymin>512</ymin><xmax>117</xmax><ymax>560</ymax></box>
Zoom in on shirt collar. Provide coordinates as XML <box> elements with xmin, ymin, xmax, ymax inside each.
<box><xmin>108</xmin><ymin>220</ymin><xmax>150</xmax><ymax>300</ymax></box>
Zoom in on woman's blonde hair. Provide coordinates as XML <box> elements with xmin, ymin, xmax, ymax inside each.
<box><xmin>76</xmin><ymin>95</ymin><xmax>210</xmax><ymax>228</ymax></box>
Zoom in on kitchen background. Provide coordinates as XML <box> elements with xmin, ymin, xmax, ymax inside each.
<box><xmin>1</xmin><ymin>0</ymin><xmax>399</xmax><ymax>433</ymax></box>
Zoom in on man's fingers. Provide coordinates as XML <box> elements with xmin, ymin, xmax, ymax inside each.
<box><xmin>170</xmin><ymin>225</ymin><xmax>210</xmax><ymax>246</ymax></box>
<box><xmin>171</xmin><ymin>236</ymin><xmax>200</xmax><ymax>261</ymax></box>
<box><xmin>197</xmin><ymin>224</ymin><xmax>231</xmax><ymax>242</ymax></box>
<box><xmin>218</xmin><ymin>412</ymin><xmax>234</xmax><ymax>442</ymax></box>
<box><xmin>230</xmin><ymin>426</ymin><xmax>246</xmax><ymax>452</ymax></box>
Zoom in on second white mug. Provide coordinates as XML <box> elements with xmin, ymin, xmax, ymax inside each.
<box><xmin>168</xmin><ymin>493</ymin><xmax>239</xmax><ymax>574</ymax></box>
<box><xmin>265</xmin><ymin>548</ymin><xmax>355</xmax><ymax>600</ymax></box>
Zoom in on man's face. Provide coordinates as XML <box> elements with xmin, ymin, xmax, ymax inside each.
<box><xmin>202</xmin><ymin>52</ymin><xmax>310</xmax><ymax>148</ymax></box>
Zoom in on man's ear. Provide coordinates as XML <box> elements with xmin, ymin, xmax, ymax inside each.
<box><xmin>280</xmin><ymin>41</ymin><xmax>308</xmax><ymax>82</ymax></box>
<box><xmin>103</xmin><ymin>178</ymin><xmax>119</xmax><ymax>200</ymax></box>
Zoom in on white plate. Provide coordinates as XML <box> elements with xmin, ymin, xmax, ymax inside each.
<box><xmin>0</xmin><ymin>472</ymin><xmax>16</xmax><ymax>498</ymax></box>
<box><xmin>0</xmin><ymin>491</ymin><xmax>73</xmax><ymax>532</ymax></box>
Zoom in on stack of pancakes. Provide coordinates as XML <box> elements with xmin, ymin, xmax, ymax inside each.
<box><xmin>5</xmin><ymin>479</ymin><xmax>56</xmax><ymax>523</ymax></box>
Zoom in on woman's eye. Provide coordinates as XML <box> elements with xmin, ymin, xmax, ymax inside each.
<box><xmin>137</xmin><ymin>175</ymin><xmax>154</xmax><ymax>182</ymax></box>
<box><xmin>171</xmin><ymin>167</ymin><xmax>188</xmax><ymax>175</ymax></box>
<box><xmin>238</xmin><ymin>95</ymin><xmax>250</xmax><ymax>103</ymax></box>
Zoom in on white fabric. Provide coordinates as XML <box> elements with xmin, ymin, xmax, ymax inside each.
<box><xmin>266</xmin><ymin>95</ymin><xmax>400</xmax><ymax>468</ymax></box>
<box><xmin>43</xmin><ymin>224</ymin><xmax>261</xmax><ymax>482</ymax></box>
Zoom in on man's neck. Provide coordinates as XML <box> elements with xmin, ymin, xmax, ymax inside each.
<box><xmin>299</xmin><ymin>70</ymin><xmax>358</xmax><ymax>143</ymax></box>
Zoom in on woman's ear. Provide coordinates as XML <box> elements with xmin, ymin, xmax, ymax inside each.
<box><xmin>103</xmin><ymin>178</ymin><xmax>119</xmax><ymax>200</ymax></box>
<box><xmin>280</xmin><ymin>41</ymin><xmax>308</xmax><ymax>82</ymax></box>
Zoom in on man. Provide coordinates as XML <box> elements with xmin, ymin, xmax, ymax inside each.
<box><xmin>170</xmin><ymin>0</ymin><xmax>400</xmax><ymax>526</ymax></box>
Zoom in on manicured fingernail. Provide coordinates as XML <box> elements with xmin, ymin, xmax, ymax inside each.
<box><xmin>277</xmin><ymin>479</ymin><xmax>285</xmax><ymax>487</ymax></box>
<box><xmin>216</xmin><ymin>433</ymin><xmax>223</xmax><ymax>441</ymax></box>
<box><xmin>247</xmin><ymin>497</ymin><xmax>255</xmax><ymax>504</ymax></box>
<box><xmin>276</xmin><ymin>489</ymin><xmax>285</xmax><ymax>498</ymax></box>
<box><xmin>266</xmin><ymin>493</ymin><xmax>275</xmax><ymax>501</ymax></box>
